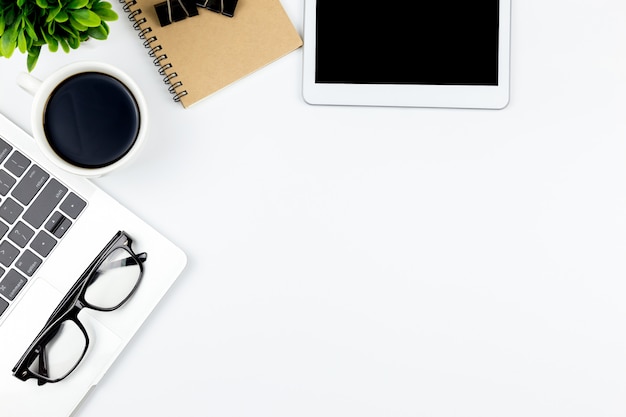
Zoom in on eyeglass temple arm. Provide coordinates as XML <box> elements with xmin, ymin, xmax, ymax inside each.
<box><xmin>123</xmin><ymin>252</ymin><xmax>147</xmax><ymax>266</ymax></box>
<box><xmin>89</xmin><ymin>252</ymin><xmax>147</xmax><ymax>284</ymax></box>
<box><xmin>99</xmin><ymin>251</ymin><xmax>148</xmax><ymax>270</ymax></box>
<box><xmin>36</xmin><ymin>344</ymin><xmax>49</xmax><ymax>386</ymax></box>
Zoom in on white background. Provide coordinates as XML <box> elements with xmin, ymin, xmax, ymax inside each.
<box><xmin>1</xmin><ymin>0</ymin><xmax>626</xmax><ymax>416</ymax></box>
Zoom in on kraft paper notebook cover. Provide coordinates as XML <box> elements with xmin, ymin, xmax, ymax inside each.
<box><xmin>120</xmin><ymin>0</ymin><xmax>303</xmax><ymax>108</ymax></box>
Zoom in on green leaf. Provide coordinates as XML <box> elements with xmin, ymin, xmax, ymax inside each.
<box><xmin>57</xmin><ymin>36</ymin><xmax>70</xmax><ymax>53</ymax></box>
<box><xmin>36</xmin><ymin>0</ymin><xmax>49</xmax><ymax>8</ymax></box>
<box><xmin>17</xmin><ymin>29</ymin><xmax>27</xmax><ymax>53</ymax></box>
<box><xmin>70</xmin><ymin>9</ymin><xmax>101</xmax><ymax>27</ymax></box>
<box><xmin>42</xmin><ymin>30</ymin><xmax>58</xmax><ymax>52</ymax></box>
<box><xmin>17</xmin><ymin>0</ymin><xmax>27</xmax><ymax>7</ymax></box>
<box><xmin>0</xmin><ymin>22</ymin><xmax>18</xmax><ymax>58</ymax></box>
<box><xmin>95</xmin><ymin>8</ymin><xmax>117</xmax><ymax>21</ymax></box>
<box><xmin>68</xmin><ymin>16</ymin><xmax>87</xmax><ymax>32</ymax></box>
<box><xmin>27</xmin><ymin>46</ymin><xmax>41</xmax><ymax>72</ymax></box>
<box><xmin>4</xmin><ymin>8</ymin><xmax>16</xmax><ymax>27</ymax></box>
<box><xmin>68</xmin><ymin>0</ymin><xmax>89</xmax><ymax>9</ymax></box>
<box><xmin>95</xmin><ymin>2</ymin><xmax>113</xmax><ymax>9</ymax></box>
<box><xmin>46</xmin><ymin>6</ymin><xmax>61</xmax><ymax>23</ymax></box>
<box><xmin>87</xmin><ymin>24</ymin><xmax>107</xmax><ymax>40</ymax></box>
<box><xmin>59</xmin><ymin>23</ymin><xmax>79</xmax><ymax>38</ymax></box>
<box><xmin>55</xmin><ymin>10</ymin><xmax>69</xmax><ymax>23</ymax></box>
<box><xmin>23</xmin><ymin>18</ymin><xmax>37</xmax><ymax>40</ymax></box>
<box><xmin>0</xmin><ymin>19</ymin><xmax>5</xmax><ymax>37</ymax></box>
<box><xmin>68</xmin><ymin>35</ymin><xmax>80</xmax><ymax>49</ymax></box>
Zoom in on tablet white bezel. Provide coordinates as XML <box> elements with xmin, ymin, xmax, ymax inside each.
<box><xmin>302</xmin><ymin>0</ymin><xmax>511</xmax><ymax>109</ymax></box>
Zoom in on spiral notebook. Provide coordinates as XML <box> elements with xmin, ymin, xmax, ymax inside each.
<box><xmin>119</xmin><ymin>0</ymin><xmax>302</xmax><ymax>108</ymax></box>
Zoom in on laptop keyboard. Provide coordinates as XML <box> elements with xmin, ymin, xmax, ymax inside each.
<box><xmin>0</xmin><ymin>136</ymin><xmax>86</xmax><ymax>318</ymax></box>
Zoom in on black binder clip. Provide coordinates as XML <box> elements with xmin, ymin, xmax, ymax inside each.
<box><xmin>155</xmin><ymin>0</ymin><xmax>199</xmax><ymax>26</ymax></box>
<box><xmin>197</xmin><ymin>0</ymin><xmax>238</xmax><ymax>17</ymax></box>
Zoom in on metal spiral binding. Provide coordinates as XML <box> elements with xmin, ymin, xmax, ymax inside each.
<box><xmin>118</xmin><ymin>0</ymin><xmax>188</xmax><ymax>104</ymax></box>
<box><xmin>163</xmin><ymin>72</ymin><xmax>178</xmax><ymax>85</ymax></box>
<box><xmin>121</xmin><ymin>0</ymin><xmax>136</xmax><ymax>12</ymax></box>
<box><xmin>138</xmin><ymin>27</ymin><xmax>152</xmax><ymax>40</ymax></box>
<box><xmin>148</xmin><ymin>45</ymin><xmax>162</xmax><ymax>58</ymax></box>
<box><xmin>142</xmin><ymin>36</ymin><xmax>157</xmax><ymax>47</ymax></box>
<box><xmin>158</xmin><ymin>63</ymin><xmax>173</xmax><ymax>76</ymax></box>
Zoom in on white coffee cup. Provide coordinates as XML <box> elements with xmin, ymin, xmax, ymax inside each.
<box><xmin>17</xmin><ymin>61</ymin><xmax>148</xmax><ymax>177</ymax></box>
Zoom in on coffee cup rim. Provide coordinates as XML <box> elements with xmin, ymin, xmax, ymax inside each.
<box><xmin>29</xmin><ymin>61</ymin><xmax>148</xmax><ymax>178</ymax></box>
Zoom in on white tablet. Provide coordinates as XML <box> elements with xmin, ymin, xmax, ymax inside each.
<box><xmin>302</xmin><ymin>0</ymin><xmax>511</xmax><ymax>109</ymax></box>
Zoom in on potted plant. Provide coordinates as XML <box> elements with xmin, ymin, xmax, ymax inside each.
<box><xmin>0</xmin><ymin>0</ymin><xmax>118</xmax><ymax>71</ymax></box>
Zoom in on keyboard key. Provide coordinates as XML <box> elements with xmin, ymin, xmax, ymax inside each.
<box><xmin>60</xmin><ymin>193</ymin><xmax>86</xmax><ymax>219</ymax></box>
<box><xmin>0</xmin><ymin>269</ymin><xmax>27</xmax><ymax>300</ymax></box>
<box><xmin>23</xmin><ymin>179</ymin><xmax>67</xmax><ymax>229</ymax></box>
<box><xmin>45</xmin><ymin>211</ymin><xmax>63</xmax><ymax>230</ymax></box>
<box><xmin>15</xmin><ymin>250</ymin><xmax>42</xmax><ymax>277</ymax></box>
<box><xmin>4</xmin><ymin>151</ymin><xmax>30</xmax><ymax>177</ymax></box>
<box><xmin>0</xmin><ymin>169</ymin><xmax>16</xmax><ymax>196</ymax></box>
<box><xmin>0</xmin><ymin>221</ymin><xmax>9</xmax><ymax>240</ymax></box>
<box><xmin>0</xmin><ymin>138</ymin><xmax>13</xmax><ymax>164</ymax></box>
<box><xmin>45</xmin><ymin>211</ymin><xmax>71</xmax><ymax>238</ymax></box>
<box><xmin>12</xmin><ymin>165</ymin><xmax>49</xmax><ymax>205</ymax></box>
<box><xmin>55</xmin><ymin>217</ymin><xmax>71</xmax><ymax>238</ymax></box>
<box><xmin>31</xmin><ymin>230</ymin><xmax>57</xmax><ymax>257</ymax></box>
<box><xmin>9</xmin><ymin>221</ymin><xmax>35</xmax><ymax>248</ymax></box>
<box><xmin>0</xmin><ymin>197</ymin><xmax>24</xmax><ymax>224</ymax></box>
<box><xmin>0</xmin><ymin>297</ymin><xmax>8</xmax><ymax>317</ymax></box>
<box><xmin>0</xmin><ymin>241</ymin><xmax>19</xmax><ymax>267</ymax></box>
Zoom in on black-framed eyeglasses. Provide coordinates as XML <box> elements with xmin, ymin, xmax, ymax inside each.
<box><xmin>12</xmin><ymin>231</ymin><xmax>147</xmax><ymax>385</ymax></box>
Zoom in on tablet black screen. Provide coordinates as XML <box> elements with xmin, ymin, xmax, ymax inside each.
<box><xmin>315</xmin><ymin>0</ymin><xmax>500</xmax><ymax>86</ymax></box>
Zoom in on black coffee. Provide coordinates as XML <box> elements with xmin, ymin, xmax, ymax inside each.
<box><xmin>43</xmin><ymin>72</ymin><xmax>140</xmax><ymax>168</ymax></box>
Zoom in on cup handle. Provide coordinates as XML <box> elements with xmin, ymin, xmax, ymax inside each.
<box><xmin>16</xmin><ymin>72</ymin><xmax>42</xmax><ymax>96</ymax></box>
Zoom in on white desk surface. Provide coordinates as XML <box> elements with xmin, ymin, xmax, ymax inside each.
<box><xmin>1</xmin><ymin>1</ymin><xmax>626</xmax><ymax>416</ymax></box>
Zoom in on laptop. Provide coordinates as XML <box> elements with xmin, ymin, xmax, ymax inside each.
<box><xmin>0</xmin><ymin>111</ymin><xmax>187</xmax><ymax>416</ymax></box>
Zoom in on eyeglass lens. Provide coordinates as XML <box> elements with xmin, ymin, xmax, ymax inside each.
<box><xmin>84</xmin><ymin>247</ymin><xmax>142</xmax><ymax>309</ymax></box>
<box><xmin>29</xmin><ymin>320</ymin><xmax>87</xmax><ymax>381</ymax></box>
